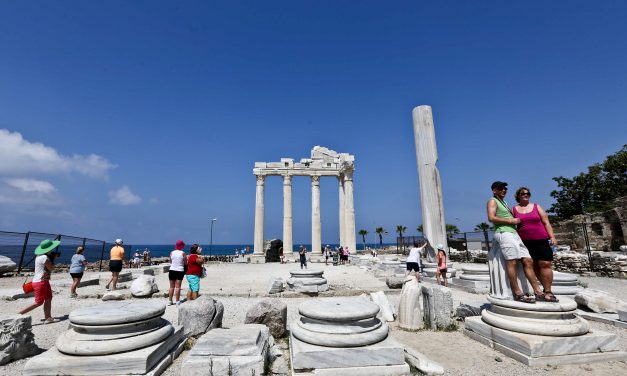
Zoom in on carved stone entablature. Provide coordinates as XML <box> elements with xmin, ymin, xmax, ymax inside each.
<box><xmin>253</xmin><ymin>146</ymin><xmax>355</xmax><ymax>177</ymax></box>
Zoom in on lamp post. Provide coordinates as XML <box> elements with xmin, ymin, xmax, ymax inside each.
<box><xmin>209</xmin><ymin>218</ymin><xmax>217</xmax><ymax>257</ymax></box>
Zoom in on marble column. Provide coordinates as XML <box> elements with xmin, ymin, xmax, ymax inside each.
<box><xmin>343</xmin><ymin>170</ymin><xmax>357</xmax><ymax>253</ymax></box>
<box><xmin>311</xmin><ymin>176</ymin><xmax>322</xmax><ymax>255</ymax></box>
<box><xmin>283</xmin><ymin>175</ymin><xmax>293</xmax><ymax>258</ymax></box>
<box><xmin>412</xmin><ymin>105</ymin><xmax>447</xmax><ymax>262</ymax></box>
<box><xmin>338</xmin><ymin>175</ymin><xmax>345</xmax><ymax>247</ymax></box>
<box><xmin>253</xmin><ymin>174</ymin><xmax>265</xmax><ymax>257</ymax></box>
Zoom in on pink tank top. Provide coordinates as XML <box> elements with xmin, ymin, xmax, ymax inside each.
<box><xmin>512</xmin><ymin>204</ymin><xmax>549</xmax><ymax>240</ymax></box>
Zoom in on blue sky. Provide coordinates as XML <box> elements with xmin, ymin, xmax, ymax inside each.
<box><xmin>1</xmin><ymin>1</ymin><xmax>626</xmax><ymax>245</ymax></box>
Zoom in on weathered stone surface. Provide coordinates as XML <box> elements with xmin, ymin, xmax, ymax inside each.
<box><xmin>398</xmin><ymin>277</ymin><xmax>423</xmax><ymax>330</ymax></box>
<box><xmin>181</xmin><ymin>324</ymin><xmax>270</xmax><ymax>376</ymax></box>
<box><xmin>575</xmin><ymin>289</ymin><xmax>627</xmax><ymax>313</ymax></box>
<box><xmin>0</xmin><ymin>256</ymin><xmax>17</xmax><ymax>275</ymax></box>
<box><xmin>270</xmin><ymin>355</ymin><xmax>288</xmax><ymax>375</ymax></box>
<box><xmin>130</xmin><ymin>275</ymin><xmax>159</xmax><ymax>297</ymax></box>
<box><xmin>385</xmin><ymin>275</ymin><xmax>405</xmax><ymax>289</ymax></box>
<box><xmin>70</xmin><ymin>301</ymin><xmax>166</xmax><ymax>326</ymax></box>
<box><xmin>0</xmin><ymin>289</ymin><xmax>34</xmax><ymax>301</ymax></box>
<box><xmin>619</xmin><ymin>310</ymin><xmax>627</xmax><ymax>322</ymax></box>
<box><xmin>24</xmin><ymin>326</ymin><xmax>185</xmax><ymax>375</ymax></box>
<box><xmin>0</xmin><ymin>315</ymin><xmax>38</xmax><ymax>365</ymax></box>
<box><xmin>455</xmin><ymin>303</ymin><xmax>484</xmax><ymax>319</ymax></box>
<box><xmin>267</xmin><ymin>277</ymin><xmax>284</xmax><ymax>294</ymax></box>
<box><xmin>404</xmin><ymin>347</ymin><xmax>444</xmax><ymax>375</ymax></box>
<box><xmin>464</xmin><ymin>316</ymin><xmax>626</xmax><ymax>366</ymax></box>
<box><xmin>287</xmin><ymin>269</ymin><xmax>329</xmax><ymax>293</ymax></box>
<box><xmin>101</xmin><ymin>290</ymin><xmax>128</xmax><ymax>301</ymax></box>
<box><xmin>244</xmin><ymin>299</ymin><xmax>287</xmax><ymax>338</ymax></box>
<box><xmin>421</xmin><ymin>285</ymin><xmax>453</xmax><ymax>329</ymax></box>
<box><xmin>98</xmin><ymin>271</ymin><xmax>132</xmax><ymax>285</ymax></box>
<box><xmin>370</xmin><ymin>291</ymin><xmax>395</xmax><ymax>322</ymax></box>
<box><xmin>178</xmin><ymin>295</ymin><xmax>223</xmax><ymax>337</ymax></box>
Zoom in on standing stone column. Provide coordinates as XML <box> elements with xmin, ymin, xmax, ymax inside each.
<box><xmin>283</xmin><ymin>175</ymin><xmax>293</xmax><ymax>260</ymax></box>
<box><xmin>412</xmin><ymin>105</ymin><xmax>447</xmax><ymax>261</ymax></box>
<box><xmin>338</xmin><ymin>175</ymin><xmax>345</xmax><ymax>247</ymax></box>
<box><xmin>252</xmin><ymin>174</ymin><xmax>266</xmax><ymax>262</ymax></box>
<box><xmin>343</xmin><ymin>170</ymin><xmax>357</xmax><ymax>253</ymax></box>
<box><xmin>311</xmin><ymin>176</ymin><xmax>322</xmax><ymax>255</ymax></box>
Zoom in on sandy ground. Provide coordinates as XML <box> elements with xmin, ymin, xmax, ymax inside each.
<box><xmin>1</xmin><ymin>260</ymin><xmax>626</xmax><ymax>375</ymax></box>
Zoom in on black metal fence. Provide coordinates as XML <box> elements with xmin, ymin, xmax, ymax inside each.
<box><xmin>396</xmin><ymin>231</ymin><xmax>495</xmax><ymax>254</ymax></box>
<box><xmin>0</xmin><ymin>231</ymin><xmax>132</xmax><ymax>273</ymax></box>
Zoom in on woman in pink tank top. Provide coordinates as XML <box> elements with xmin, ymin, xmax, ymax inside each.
<box><xmin>512</xmin><ymin>187</ymin><xmax>558</xmax><ymax>302</ymax></box>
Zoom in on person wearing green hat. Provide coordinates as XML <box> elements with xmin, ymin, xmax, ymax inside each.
<box><xmin>19</xmin><ymin>239</ymin><xmax>61</xmax><ymax>323</ymax></box>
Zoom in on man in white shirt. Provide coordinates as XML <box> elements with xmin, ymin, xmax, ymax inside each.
<box><xmin>405</xmin><ymin>241</ymin><xmax>427</xmax><ymax>282</ymax></box>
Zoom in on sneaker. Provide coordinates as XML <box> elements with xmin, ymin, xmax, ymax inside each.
<box><xmin>168</xmin><ymin>301</ymin><xmax>174</xmax><ymax>306</ymax></box>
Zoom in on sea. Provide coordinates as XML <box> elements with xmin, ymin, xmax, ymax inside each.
<box><xmin>1</xmin><ymin>242</ymin><xmax>394</xmax><ymax>269</ymax></box>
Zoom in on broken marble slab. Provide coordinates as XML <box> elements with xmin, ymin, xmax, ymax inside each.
<box><xmin>181</xmin><ymin>324</ymin><xmax>270</xmax><ymax>376</ymax></box>
<box><xmin>0</xmin><ymin>288</ymin><xmax>34</xmax><ymax>301</ymax></box>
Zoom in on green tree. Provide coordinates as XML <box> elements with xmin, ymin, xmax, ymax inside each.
<box><xmin>445</xmin><ymin>224</ymin><xmax>460</xmax><ymax>237</ymax></box>
<box><xmin>417</xmin><ymin>224</ymin><xmax>423</xmax><ymax>234</ymax></box>
<box><xmin>475</xmin><ymin>222</ymin><xmax>492</xmax><ymax>252</ymax></box>
<box><xmin>358</xmin><ymin>229</ymin><xmax>369</xmax><ymax>251</ymax></box>
<box><xmin>375</xmin><ymin>227</ymin><xmax>386</xmax><ymax>249</ymax></box>
<box><xmin>550</xmin><ymin>145</ymin><xmax>627</xmax><ymax>219</ymax></box>
<box><xmin>396</xmin><ymin>225</ymin><xmax>407</xmax><ymax>253</ymax></box>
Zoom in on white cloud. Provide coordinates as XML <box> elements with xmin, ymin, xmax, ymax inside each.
<box><xmin>0</xmin><ymin>129</ymin><xmax>116</xmax><ymax>179</ymax></box>
<box><xmin>109</xmin><ymin>186</ymin><xmax>142</xmax><ymax>206</ymax></box>
<box><xmin>6</xmin><ymin>178</ymin><xmax>56</xmax><ymax>193</ymax></box>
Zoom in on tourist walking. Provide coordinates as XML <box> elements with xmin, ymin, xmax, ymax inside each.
<box><xmin>405</xmin><ymin>241</ymin><xmax>427</xmax><ymax>282</ymax></box>
<box><xmin>133</xmin><ymin>249</ymin><xmax>141</xmax><ymax>268</ymax></box>
<box><xmin>168</xmin><ymin>240</ymin><xmax>187</xmax><ymax>306</ymax></box>
<box><xmin>142</xmin><ymin>248</ymin><xmax>151</xmax><ymax>266</ymax></box>
<box><xmin>69</xmin><ymin>246</ymin><xmax>88</xmax><ymax>298</ymax></box>
<box><xmin>513</xmin><ymin>186</ymin><xmax>559</xmax><ymax>302</ymax></box>
<box><xmin>324</xmin><ymin>245</ymin><xmax>331</xmax><ymax>265</ymax></box>
<box><xmin>105</xmin><ymin>239</ymin><xmax>125</xmax><ymax>291</ymax></box>
<box><xmin>435</xmin><ymin>244</ymin><xmax>448</xmax><ymax>287</ymax></box>
<box><xmin>185</xmin><ymin>244</ymin><xmax>204</xmax><ymax>301</ymax></box>
<box><xmin>279</xmin><ymin>247</ymin><xmax>285</xmax><ymax>264</ymax></box>
<box><xmin>299</xmin><ymin>245</ymin><xmax>308</xmax><ymax>269</ymax></box>
<box><xmin>342</xmin><ymin>246</ymin><xmax>350</xmax><ymax>265</ymax></box>
<box><xmin>19</xmin><ymin>239</ymin><xmax>61</xmax><ymax>323</ymax></box>
<box><xmin>487</xmin><ymin>181</ymin><xmax>543</xmax><ymax>303</ymax></box>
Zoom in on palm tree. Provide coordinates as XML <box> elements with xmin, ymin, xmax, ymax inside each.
<box><xmin>375</xmin><ymin>227</ymin><xmax>386</xmax><ymax>249</ymax></box>
<box><xmin>396</xmin><ymin>225</ymin><xmax>407</xmax><ymax>253</ymax></box>
<box><xmin>417</xmin><ymin>224</ymin><xmax>423</xmax><ymax>234</ymax></box>
<box><xmin>358</xmin><ymin>229</ymin><xmax>369</xmax><ymax>251</ymax></box>
<box><xmin>445</xmin><ymin>224</ymin><xmax>460</xmax><ymax>238</ymax></box>
<box><xmin>475</xmin><ymin>222</ymin><xmax>492</xmax><ymax>252</ymax></box>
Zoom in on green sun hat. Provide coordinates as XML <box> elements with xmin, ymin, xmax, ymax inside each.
<box><xmin>35</xmin><ymin>239</ymin><xmax>61</xmax><ymax>255</ymax></box>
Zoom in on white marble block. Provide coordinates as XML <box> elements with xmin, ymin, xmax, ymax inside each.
<box><xmin>398</xmin><ymin>277</ymin><xmax>424</xmax><ymax>330</ymax></box>
<box><xmin>575</xmin><ymin>289</ymin><xmax>626</xmax><ymax>313</ymax></box>
<box><xmin>421</xmin><ymin>285</ymin><xmax>453</xmax><ymax>329</ymax></box>
<box><xmin>0</xmin><ymin>315</ymin><xmax>38</xmax><ymax>365</ymax></box>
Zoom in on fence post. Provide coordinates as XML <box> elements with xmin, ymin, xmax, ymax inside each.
<box><xmin>99</xmin><ymin>241</ymin><xmax>106</xmax><ymax>272</ymax></box>
<box><xmin>582</xmin><ymin>222</ymin><xmax>594</xmax><ymax>272</ymax></box>
<box><xmin>17</xmin><ymin>231</ymin><xmax>31</xmax><ymax>274</ymax></box>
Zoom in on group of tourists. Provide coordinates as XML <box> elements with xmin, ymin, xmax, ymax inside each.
<box><xmin>132</xmin><ymin>248</ymin><xmax>151</xmax><ymax>268</ymax></box>
<box><xmin>167</xmin><ymin>240</ymin><xmax>205</xmax><ymax>306</ymax></box>
<box><xmin>488</xmin><ymin>181</ymin><xmax>559</xmax><ymax>303</ymax></box>
<box><xmin>404</xmin><ymin>241</ymin><xmax>448</xmax><ymax>286</ymax></box>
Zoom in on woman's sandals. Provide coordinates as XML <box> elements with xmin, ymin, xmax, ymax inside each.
<box><xmin>514</xmin><ymin>293</ymin><xmax>536</xmax><ymax>304</ymax></box>
<box><xmin>536</xmin><ymin>291</ymin><xmax>559</xmax><ymax>303</ymax></box>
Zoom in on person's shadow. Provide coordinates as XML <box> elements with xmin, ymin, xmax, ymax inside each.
<box><xmin>32</xmin><ymin>314</ymin><xmax>69</xmax><ymax>326</ymax></box>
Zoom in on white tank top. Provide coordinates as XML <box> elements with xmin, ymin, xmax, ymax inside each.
<box><xmin>170</xmin><ymin>250</ymin><xmax>185</xmax><ymax>272</ymax></box>
<box><xmin>33</xmin><ymin>255</ymin><xmax>50</xmax><ymax>282</ymax></box>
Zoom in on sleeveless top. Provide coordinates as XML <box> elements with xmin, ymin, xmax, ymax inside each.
<box><xmin>513</xmin><ymin>204</ymin><xmax>549</xmax><ymax>240</ymax></box>
<box><xmin>170</xmin><ymin>250</ymin><xmax>186</xmax><ymax>272</ymax></box>
<box><xmin>437</xmin><ymin>251</ymin><xmax>447</xmax><ymax>269</ymax></box>
<box><xmin>110</xmin><ymin>245</ymin><xmax>124</xmax><ymax>260</ymax></box>
<box><xmin>490</xmin><ymin>197</ymin><xmax>517</xmax><ymax>233</ymax></box>
<box><xmin>33</xmin><ymin>255</ymin><xmax>51</xmax><ymax>282</ymax></box>
<box><xmin>186</xmin><ymin>254</ymin><xmax>202</xmax><ymax>276</ymax></box>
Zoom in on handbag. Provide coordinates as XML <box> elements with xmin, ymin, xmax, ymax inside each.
<box><xmin>23</xmin><ymin>278</ymin><xmax>34</xmax><ymax>294</ymax></box>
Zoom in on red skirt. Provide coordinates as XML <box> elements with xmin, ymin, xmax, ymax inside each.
<box><xmin>33</xmin><ymin>281</ymin><xmax>52</xmax><ymax>304</ymax></box>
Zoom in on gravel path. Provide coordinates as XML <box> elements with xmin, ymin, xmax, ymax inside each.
<box><xmin>1</xmin><ymin>260</ymin><xmax>626</xmax><ymax>375</ymax></box>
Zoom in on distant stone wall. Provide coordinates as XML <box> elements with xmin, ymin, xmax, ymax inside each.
<box><xmin>553</xmin><ymin>196</ymin><xmax>627</xmax><ymax>252</ymax></box>
<box><xmin>448</xmin><ymin>248</ymin><xmax>487</xmax><ymax>263</ymax></box>
<box><xmin>553</xmin><ymin>251</ymin><xmax>627</xmax><ymax>278</ymax></box>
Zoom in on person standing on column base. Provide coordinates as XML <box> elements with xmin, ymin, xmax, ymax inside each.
<box><xmin>299</xmin><ymin>245</ymin><xmax>308</xmax><ymax>269</ymax></box>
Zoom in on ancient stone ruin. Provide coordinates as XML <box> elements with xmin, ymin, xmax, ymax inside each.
<box><xmin>24</xmin><ymin>301</ymin><xmax>185</xmax><ymax>375</ymax></box>
<box><xmin>287</xmin><ymin>269</ymin><xmax>329</xmax><ymax>293</ymax></box>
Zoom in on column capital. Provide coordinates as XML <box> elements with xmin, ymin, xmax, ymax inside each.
<box><xmin>343</xmin><ymin>169</ymin><xmax>354</xmax><ymax>182</ymax></box>
<box><xmin>283</xmin><ymin>174</ymin><xmax>292</xmax><ymax>185</ymax></box>
<box><xmin>256</xmin><ymin>174</ymin><xmax>265</xmax><ymax>186</ymax></box>
<box><xmin>311</xmin><ymin>175</ymin><xmax>320</xmax><ymax>186</ymax></box>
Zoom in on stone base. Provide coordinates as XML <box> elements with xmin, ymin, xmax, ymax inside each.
<box><xmin>576</xmin><ymin>310</ymin><xmax>627</xmax><ymax>329</ymax></box>
<box><xmin>464</xmin><ymin>316</ymin><xmax>627</xmax><ymax>366</ymax></box>
<box><xmin>24</xmin><ymin>326</ymin><xmax>185</xmax><ymax>375</ymax></box>
<box><xmin>295</xmin><ymin>364</ymin><xmax>411</xmax><ymax>375</ymax></box>
<box><xmin>450</xmin><ymin>278</ymin><xmax>490</xmax><ymax>294</ymax></box>
<box><xmin>0</xmin><ymin>288</ymin><xmax>34</xmax><ymax>300</ymax></box>
<box><xmin>290</xmin><ymin>333</ymin><xmax>406</xmax><ymax>372</ymax></box>
<box><xmin>50</xmin><ymin>276</ymin><xmax>100</xmax><ymax>288</ymax></box>
<box><xmin>249</xmin><ymin>255</ymin><xmax>267</xmax><ymax>264</ymax></box>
